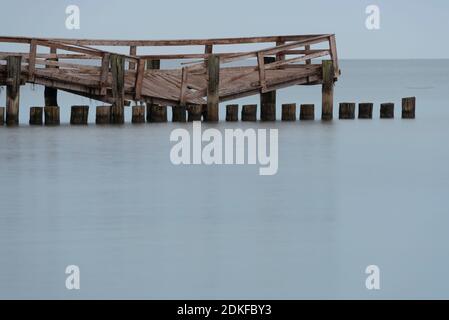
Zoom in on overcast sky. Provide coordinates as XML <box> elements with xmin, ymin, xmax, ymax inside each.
<box><xmin>1</xmin><ymin>0</ymin><xmax>448</xmax><ymax>59</ymax></box>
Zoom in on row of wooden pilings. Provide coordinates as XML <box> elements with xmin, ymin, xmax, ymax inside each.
<box><xmin>0</xmin><ymin>98</ymin><xmax>415</xmax><ymax>125</ymax></box>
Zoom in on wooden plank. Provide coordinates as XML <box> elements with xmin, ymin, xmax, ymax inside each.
<box><xmin>100</xmin><ymin>53</ymin><xmax>110</xmax><ymax>95</ymax></box>
<box><xmin>329</xmin><ymin>35</ymin><xmax>339</xmax><ymax>78</ymax></box>
<box><xmin>28</xmin><ymin>39</ymin><xmax>37</xmax><ymax>81</ymax></box>
<box><xmin>179</xmin><ymin>67</ymin><xmax>188</xmax><ymax>105</ymax></box>
<box><xmin>257</xmin><ymin>52</ymin><xmax>267</xmax><ymax>91</ymax></box>
<box><xmin>134</xmin><ymin>58</ymin><xmax>145</xmax><ymax>99</ymax></box>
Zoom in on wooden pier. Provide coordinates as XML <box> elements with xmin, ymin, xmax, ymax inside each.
<box><xmin>0</xmin><ymin>34</ymin><xmax>340</xmax><ymax>124</ymax></box>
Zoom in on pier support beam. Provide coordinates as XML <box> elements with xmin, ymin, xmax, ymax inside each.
<box><xmin>172</xmin><ymin>106</ymin><xmax>186</xmax><ymax>122</ymax></box>
<box><xmin>132</xmin><ymin>105</ymin><xmax>145</xmax><ymax>123</ymax></box>
<box><xmin>44</xmin><ymin>106</ymin><xmax>60</xmax><ymax>125</ymax></box>
<box><xmin>242</xmin><ymin>104</ymin><xmax>257</xmax><ymax>121</ymax></box>
<box><xmin>321</xmin><ymin>60</ymin><xmax>334</xmax><ymax>121</ymax></box>
<box><xmin>147</xmin><ymin>104</ymin><xmax>167</xmax><ymax>122</ymax></box>
<box><xmin>29</xmin><ymin>107</ymin><xmax>43</xmax><ymax>125</ymax></box>
<box><xmin>260</xmin><ymin>57</ymin><xmax>276</xmax><ymax>121</ymax></box>
<box><xmin>0</xmin><ymin>107</ymin><xmax>4</xmax><ymax>125</ymax></box>
<box><xmin>358</xmin><ymin>103</ymin><xmax>373</xmax><ymax>119</ymax></box>
<box><xmin>402</xmin><ymin>97</ymin><xmax>416</xmax><ymax>119</ymax></box>
<box><xmin>44</xmin><ymin>47</ymin><xmax>58</xmax><ymax>106</ymax></box>
<box><xmin>380</xmin><ymin>103</ymin><xmax>394</xmax><ymax>119</ymax></box>
<box><xmin>110</xmin><ymin>54</ymin><xmax>125</xmax><ymax>124</ymax></box>
<box><xmin>70</xmin><ymin>105</ymin><xmax>89</xmax><ymax>125</ymax></box>
<box><xmin>6</xmin><ymin>56</ymin><xmax>22</xmax><ymax>125</ymax></box>
<box><xmin>206</xmin><ymin>54</ymin><xmax>220</xmax><ymax>122</ymax></box>
<box><xmin>226</xmin><ymin>104</ymin><xmax>238</xmax><ymax>121</ymax></box>
<box><xmin>282</xmin><ymin>103</ymin><xmax>296</xmax><ymax>121</ymax></box>
<box><xmin>300</xmin><ymin>104</ymin><xmax>315</xmax><ymax>120</ymax></box>
<box><xmin>96</xmin><ymin>106</ymin><xmax>111</xmax><ymax>124</ymax></box>
<box><xmin>187</xmin><ymin>105</ymin><xmax>202</xmax><ymax>121</ymax></box>
<box><xmin>339</xmin><ymin>102</ymin><xmax>355</xmax><ymax>119</ymax></box>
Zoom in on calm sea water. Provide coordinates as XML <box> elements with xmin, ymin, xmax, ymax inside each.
<box><xmin>0</xmin><ymin>60</ymin><xmax>448</xmax><ymax>299</ymax></box>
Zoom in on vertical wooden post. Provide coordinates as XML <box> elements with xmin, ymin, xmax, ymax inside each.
<box><xmin>260</xmin><ymin>56</ymin><xmax>276</xmax><ymax>121</ymax></box>
<box><xmin>70</xmin><ymin>105</ymin><xmax>89</xmax><ymax>125</ymax></box>
<box><xmin>132</xmin><ymin>105</ymin><xmax>145</xmax><ymax>123</ymax></box>
<box><xmin>206</xmin><ymin>54</ymin><xmax>220</xmax><ymax>122</ymax></box>
<box><xmin>300</xmin><ymin>104</ymin><xmax>315</xmax><ymax>120</ymax></box>
<box><xmin>29</xmin><ymin>107</ymin><xmax>43</xmax><ymax>125</ymax></box>
<box><xmin>172</xmin><ymin>106</ymin><xmax>186</xmax><ymax>122</ymax></box>
<box><xmin>242</xmin><ymin>104</ymin><xmax>257</xmax><ymax>121</ymax></box>
<box><xmin>321</xmin><ymin>60</ymin><xmax>334</xmax><ymax>120</ymax></box>
<box><xmin>6</xmin><ymin>56</ymin><xmax>22</xmax><ymax>125</ymax></box>
<box><xmin>147</xmin><ymin>104</ymin><xmax>167</xmax><ymax>122</ymax></box>
<box><xmin>282</xmin><ymin>103</ymin><xmax>296</xmax><ymax>121</ymax></box>
<box><xmin>0</xmin><ymin>107</ymin><xmax>5</xmax><ymax>125</ymax></box>
<box><xmin>305</xmin><ymin>45</ymin><xmax>312</xmax><ymax>65</ymax></box>
<box><xmin>96</xmin><ymin>106</ymin><xmax>111</xmax><ymax>124</ymax></box>
<box><xmin>45</xmin><ymin>47</ymin><xmax>58</xmax><ymax>106</ymax></box>
<box><xmin>44</xmin><ymin>106</ymin><xmax>60</xmax><ymax>125</ymax></box>
<box><xmin>402</xmin><ymin>97</ymin><xmax>415</xmax><ymax>119</ymax></box>
<box><xmin>339</xmin><ymin>103</ymin><xmax>355</xmax><ymax>119</ymax></box>
<box><xmin>110</xmin><ymin>54</ymin><xmax>125</xmax><ymax>124</ymax></box>
<box><xmin>226</xmin><ymin>104</ymin><xmax>238</xmax><ymax>121</ymax></box>
<box><xmin>187</xmin><ymin>104</ymin><xmax>202</xmax><ymax>121</ymax></box>
<box><xmin>129</xmin><ymin>46</ymin><xmax>137</xmax><ymax>70</ymax></box>
<box><xmin>380</xmin><ymin>103</ymin><xmax>394</xmax><ymax>119</ymax></box>
<box><xmin>358</xmin><ymin>103</ymin><xmax>373</xmax><ymax>119</ymax></box>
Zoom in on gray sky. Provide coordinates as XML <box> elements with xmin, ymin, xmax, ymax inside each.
<box><xmin>1</xmin><ymin>0</ymin><xmax>449</xmax><ymax>59</ymax></box>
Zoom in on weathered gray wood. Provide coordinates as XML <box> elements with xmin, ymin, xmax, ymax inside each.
<box><xmin>0</xmin><ymin>107</ymin><xmax>4</xmax><ymax>125</ymax></box>
<box><xmin>206</xmin><ymin>54</ymin><xmax>220</xmax><ymax>121</ymax></box>
<box><xmin>282</xmin><ymin>103</ymin><xmax>296</xmax><ymax>121</ymax></box>
<box><xmin>226</xmin><ymin>104</ymin><xmax>238</xmax><ymax>121</ymax></box>
<box><xmin>358</xmin><ymin>103</ymin><xmax>373</xmax><ymax>119</ymax></box>
<box><xmin>96</xmin><ymin>106</ymin><xmax>111</xmax><ymax>124</ymax></box>
<box><xmin>132</xmin><ymin>105</ymin><xmax>145</xmax><ymax>123</ymax></box>
<box><xmin>380</xmin><ymin>103</ymin><xmax>394</xmax><ymax>119</ymax></box>
<box><xmin>110</xmin><ymin>54</ymin><xmax>125</xmax><ymax>124</ymax></box>
<box><xmin>339</xmin><ymin>102</ymin><xmax>355</xmax><ymax>119</ymax></box>
<box><xmin>187</xmin><ymin>104</ymin><xmax>202</xmax><ymax>121</ymax></box>
<box><xmin>6</xmin><ymin>56</ymin><xmax>22</xmax><ymax>125</ymax></box>
<box><xmin>44</xmin><ymin>106</ymin><xmax>60</xmax><ymax>125</ymax></box>
<box><xmin>29</xmin><ymin>107</ymin><xmax>43</xmax><ymax>125</ymax></box>
<box><xmin>300</xmin><ymin>104</ymin><xmax>315</xmax><ymax>120</ymax></box>
<box><xmin>402</xmin><ymin>97</ymin><xmax>415</xmax><ymax>119</ymax></box>
<box><xmin>147</xmin><ymin>104</ymin><xmax>167</xmax><ymax>122</ymax></box>
<box><xmin>44</xmin><ymin>47</ymin><xmax>58</xmax><ymax>106</ymax></box>
<box><xmin>172</xmin><ymin>106</ymin><xmax>187</xmax><ymax>122</ymax></box>
<box><xmin>260</xmin><ymin>57</ymin><xmax>276</xmax><ymax>121</ymax></box>
<box><xmin>70</xmin><ymin>105</ymin><xmax>89</xmax><ymax>124</ymax></box>
<box><xmin>321</xmin><ymin>60</ymin><xmax>334</xmax><ymax>120</ymax></box>
<box><xmin>242</xmin><ymin>104</ymin><xmax>257</xmax><ymax>121</ymax></box>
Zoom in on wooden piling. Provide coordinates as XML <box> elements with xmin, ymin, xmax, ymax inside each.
<box><xmin>187</xmin><ymin>104</ymin><xmax>202</xmax><ymax>121</ymax></box>
<box><xmin>29</xmin><ymin>107</ymin><xmax>43</xmax><ymax>125</ymax></box>
<box><xmin>281</xmin><ymin>103</ymin><xmax>296</xmax><ymax>121</ymax></box>
<box><xmin>242</xmin><ymin>104</ymin><xmax>257</xmax><ymax>121</ymax></box>
<box><xmin>321</xmin><ymin>60</ymin><xmax>334</xmax><ymax>121</ymax></box>
<box><xmin>260</xmin><ymin>57</ymin><xmax>276</xmax><ymax>121</ymax></box>
<box><xmin>44</xmin><ymin>106</ymin><xmax>60</xmax><ymax>125</ymax></box>
<box><xmin>96</xmin><ymin>106</ymin><xmax>111</xmax><ymax>124</ymax></box>
<box><xmin>44</xmin><ymin>47</ymin><xmax>58</xmax><ymax>106</ymax></box>
<box><xmin>0</xmin><ymin>107</ymin><xmax>5</xmax><ymax>125</ymax></box>
<box><xmin>402</xmin><ymin>97</ymin><xmax>416</xmax><ymax>119</ymax></box>
<box><xmin>172</xmin><ymin>106</ymin><xmax>186</xmax><ymax>122</ymax></box>
<box><xmin>380</xmin><ymin>103</ymin><xmax>394</xmax><ymax>119</ymax></box>
<box><xmin>358</xmin><ymin>103</ymin><xmax>373</xmax><ymax>119</ymax></box>
<box><xmin>6</xmin><ymin>56</ymin><xmax>22</xmax><ymax>125</ymax></box>
<box><xmin>131</xmin><ymin>105</ymin><xmax>145</xmax><ymax>123</ymax></box>
<box><xmin>70</xmin><ymin>105</ymin><xmax>89</xmax><ymax>125</ymax></box>
<box><xmin>110</xmin><ymin>54</ymin><xmax>125</xmax><ymax>124</ymax></box>
<box><xmin>300</xmin><ymin>104</ymin><xmax>315</xmax><ymax>120</ymax></box>
<box><xmin>206</xmin><ymin>54</ymin><xmax>220</xmax><ymax>122</ymax></box>
<box><xmin>226</xmin><ymin>104</ymin><xmax>238</xmax><ymax>121</ymax></box>
<box><xmin>339</xmin><ymin>102</ymin><xmax>355</xmax><ymax>119</ymax></box>
<box><xmin>146</xmin><ymin>104</ymin><xmax>166</xmax><ymax>122</ymax></box>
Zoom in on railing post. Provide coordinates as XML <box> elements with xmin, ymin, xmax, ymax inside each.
<box><xmin>305</xmin><ymin>45</ymin><xmax>311</xmax><ymax>65</ymax></box>
<box><xmin>44</xmin><ymin>47</ymin><xmax>58</xmax><ymax>106</ymax></box>
<box><xmin>100</xmin><ymin>53</ymin><xmax>110</xmax><ymax>96</ymax></box>
<box><xmin>321</xmin><ymin>60</ymin><xmax>334</xmax><ymax>121</ymax></box>
<box><xmin>129</xmin><ymin>46</ymin><xmax>137</xmax><ymax>70</ymax></box>
<box><xmin>28</xmin><ymin>39</ymin><xmax>37</xmax><ymax>81</ymax></box>
<box><xmin>6</xmin><ymin>56</ymin><xmax>22</xmax><ymax>125</ymax></box>
<box><xmin>328</xmin><ymin>35</ymin><xmax>339</xmax><ymax>78</ymax></box>
<box><xmin>134</xmin><ymin>58</ymin><xmax>145</xmax><ymax>100</ymax></box>
<box><xmin>206</xmin><ymin>54</ymin><xmax>220</xmax><ymax>122</ymax></box>
<box><xmin>110</xmin><ymin>54</ymin><xmax>125</xmax><ymax>124</ymax></box>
